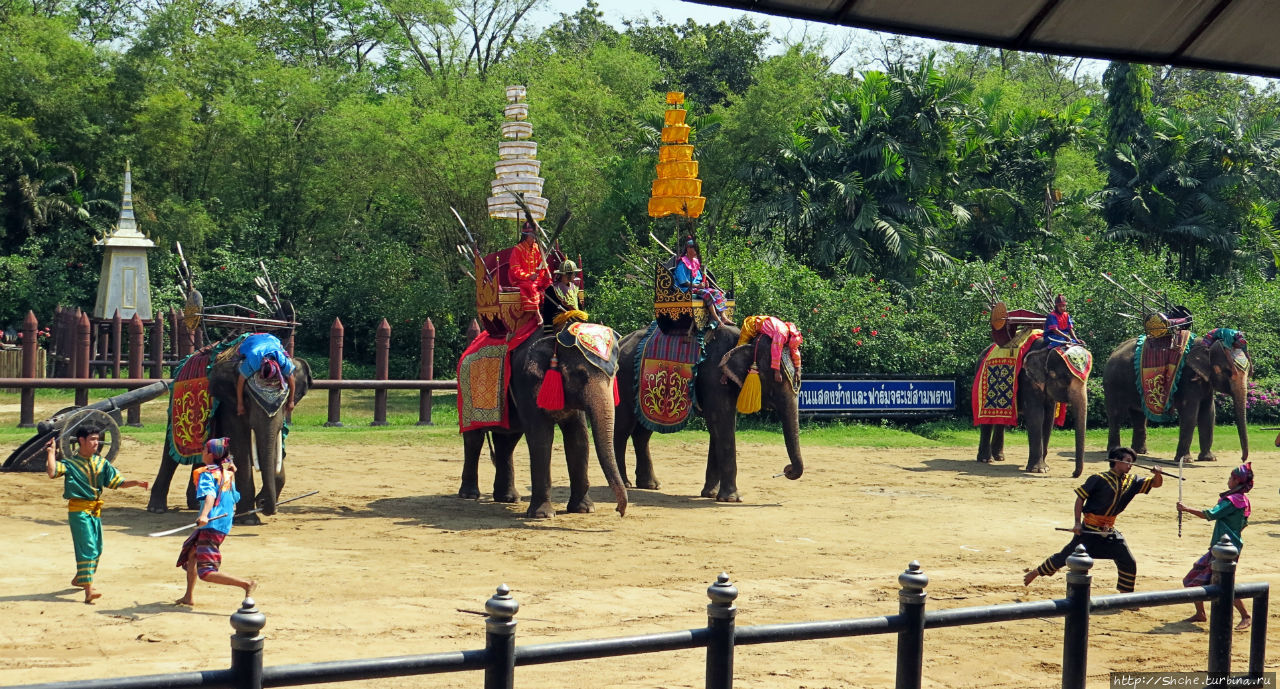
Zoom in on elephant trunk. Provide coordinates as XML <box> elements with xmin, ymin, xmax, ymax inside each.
<box><xmin>253</xmin><ymin>407</ymin><xmax>283</xmax><ymax>516</ymax></box>
<box><xmin>1071</xmin><ymin>385</ymin><xmax>1087</xmax><ymax>478</ymax></box>
<box><xmin>778</xmin><ymin>389</ymin><xmax>804</xmax><ymax>480</ymax></box>
<box><xmin>587</xmin><ymin>386</ymin><xmax>628</xmax><ymax>516</ymax></box>
<box><xmin>1232</xmin><ymin>373</ymin><xmax>1249</xmax><ymax>461</ymax></box>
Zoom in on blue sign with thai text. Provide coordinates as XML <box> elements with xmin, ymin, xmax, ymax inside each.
<box><xmin>797</xmin><ymin>379</ymin><xmax>956</xmax><ymax>413</ymax></box>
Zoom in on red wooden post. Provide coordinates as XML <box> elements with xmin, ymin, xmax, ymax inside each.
<box><xmin>75</xmin><ymin>311</ymin><xmax>90</xmax><ymax>407</ymax></box>
<box><xmin>417</xmin><ymin>319</ymin><xmax>436</xmax><ymax>426</ymax></box>
<box><xmin>175</xmin><ymin>307</ymin><xmax>190</xmax><ymax>358</ymax></box>
<box><xmin>18</xmin><ymin>310</ymin><xmax>37</xmax><ymax>428</ymax></box>
<box><xmin>168</xmin><ymin>307</ymin><xmax>180</xmax><ymax>360</ymax></box>
<box><xmin>68</xmin><ymin>309</ymin><xmax>80</xmax><ymax>385</ymax></box>
<box><xmin>372</xmin><ymin>318</ymin><xmax>390</xmax><ymax>426</ymax></box>
<box><xmin>150</xmin><ymin>315</ymin><xmax>165</xmax><ymax>379</ymax></box>
<box><xmin>465</xmin><ymin>318</ymin><xmax>481</xmax><ymax>343</ymax></box>
<box><xmin>111</xmin><ymin>309</ymin><xmax>123</xmax><ymax>378</ymax></box>
<box><xmin>325</xmin><ymin>318</ymin><xmax>344</xmax><ymax>427</ymax></box>
<box><xmin>49</xmin><ymin>306</ymin><xmax>63</xmax><ymax>377</ymax></box>
<box><xmin>126</xmin><ymin>314</ymin><xmax>144</xmax><ymax>427</ymax></box>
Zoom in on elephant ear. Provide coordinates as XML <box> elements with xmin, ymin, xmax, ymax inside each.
<box><xmin>1020</xmin><ymin>350</ymin><xmax>1051</xmax><ymax>389</ymax></box>
<box><xmin>719</xmin><ymin>344</ymin><xmax>755</xmax><ymax>387</ymax></box>
<box><xmin>1185</xmin><ymin>343</ymin><xmax>1213</xmax><ymax>382</ymax></box>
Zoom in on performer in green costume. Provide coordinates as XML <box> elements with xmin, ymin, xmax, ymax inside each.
<box><xmin>45</xmin><ymin>426</ymin><xmax>148</xmax><ymax>604</ymax></box>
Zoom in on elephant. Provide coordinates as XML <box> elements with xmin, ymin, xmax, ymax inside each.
<box><xmin>613</xmin><ymin>324</ymin><xmax>804</xmax><ymax>502</ymax></box>
<box><xmin>1104</xmin><ymin>334</ymin><xmax>1250</xmax><ymax>463</ymax></box>
<box><xmin>457</xmin><ymin>326</ymin><xmax>628</xmax><ymax>519</ymax></box>
<box><xmin>976</xmin><ymin>345</ymin><xmax>1090</xmax><ymax>477</ymax></box>
<box><xmin>147</xmin><ymin>356</ymin><xmax>312</xmax><ymax>525</ymax></box>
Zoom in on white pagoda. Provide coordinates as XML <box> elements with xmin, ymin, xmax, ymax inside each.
<box><xmin>487</xmin><ymin>85</ymin><xmax>549</xmax><ymax>221</ymax></box>
<box><xmin>93</xmin><ymin>161</ymin><xmax>156</xmax><ymax>320</ymax></box>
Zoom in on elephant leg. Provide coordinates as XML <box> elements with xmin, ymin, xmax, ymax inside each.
<box><xmin>1129</xmin><ymin>410</ymin><xmax>1149</xmax><ymax>455</ymax></box>
<box><xmin>1196</xmin><ymin>397</ymin><xmax>1217</xmax><ymax>462</ymax></box>
<box><xmin>1024</xmin><ymin>404</ymin><xmax>1049</xmax><ymax>474</ymax></box>
<box><xmin>490</xmin><ymin>432</ymin><xmax>521</xmax><ymax>503</ymax></box>
<box><xmin>524</xmin><ymin>422</ymin><xmax>556</xmax><ymax>519</ymax></box>
<box><xmin>632</xmin><ymin>426</ymin><xmax>660</xmax><ymax>490</ymax></box>
<box><xmin>458</xmin><ymin>430</ymin><xmax>484</xmax><ymax>499</ymax></box>
<box><xmin>614</xmin><ymin>415</ymin><xmax>633</xmax><ymax>488</ymax></box>
<box><xmin>710</xmin><ymin>422</ymin><xmax>741</xmax><ymax>503</ymax></box>
<box><xmin>1106</xmin><ymin>400</ymin><xmax>1124</xmax><ymax>453</ymax></box>
<box><xmin>977</xmin><ymin>425</ymin><xmax>994</xmax><ymax>462</ymax></box>
<box><xmin>1174</xmin><ymin>398</ymin><xmax>1198</xmax><ymax>464</ymax></box>
<box><xmin>561</xmin><ymin>416</ymin><xmax>594</xmax><ymax>514</ymax></box>
<box><xmin>991</xmin><ymin>425</ymin><xmax>1006</xmax><ymax>462</ymax></box>
<box><xmin>701</xmin><ymin>435</ymin><xmax>719</xmax><ymax>499</ymax></box>
<box><xmin>1041</xmin><ymin>402</ymin><xmax>1054</xmax><ymax>459</ymax></box>
<box><xmin>147</xmin><ymin>435</ymin><xmax>180</xmax><ymax>513</ymax></box>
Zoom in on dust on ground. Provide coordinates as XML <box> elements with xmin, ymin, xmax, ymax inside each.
<box><xmin>2</xmin><ymin>424</ymin><xmax>1277</xmax><ymax>688</ymax></box>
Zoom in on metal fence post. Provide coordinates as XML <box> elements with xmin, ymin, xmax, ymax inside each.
<box><xmin>19</xmin><ymin>310</ymin><xmax>37</xmax><ymax>428</ymax></box>
<box><xmin>706</xmin><ymin>573</ymin><xmax>738</xmax><ymax>689</ymax></box>
<box><xmin>895</xmin><ymin>561</ymin><xmax>928</xmax><ymax>689</ymax></box>
<box><xmin>229</xmin><ymin>597</ymin><xmax>266</xmax><ymax>689</ymax></box>
<box><xmin>1061</xmin><ymin>544</ymin><xmax>1093</xmax><ymax>689</ymax></box>
<box><xmin>418</xmin><ymin>318</ymin><xmax>435</xmax><ymax>426</ymax></box>
<box><xmin>484</xmin><ymin>584</ymin><xmax>519</xmax><ymax>689</ymax></box>
<box><xmin>372</xmin><ymin>318</ymin><xmax>390</xmax><ymax>426</ymax></box>
<box><xmin>1208</xmin><ymin>536</ymin><xmax>1239</xmax><ymax>675</ymax></box>
<box><xmin>1249</xmin><ymin>588</ymin><xmax>1268</xmax><ymax>679</ymax></box>
<box><xmin>325</xmin><ymin>318</ymin><xmax>343</xmax><ymax>427</ymax></box>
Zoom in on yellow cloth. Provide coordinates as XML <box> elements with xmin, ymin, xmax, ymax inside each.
<box><xmin>553</xmin><ymin>310</ymin><xmax>589</xmax><ymax>327</ymax></box>
<box><xmin>67</xmin><ymin>499</ymin><xmax>104</xmax><ymax>518</ymax></box>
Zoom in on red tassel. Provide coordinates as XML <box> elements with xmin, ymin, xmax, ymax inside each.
<box><xmin>537</xmin><ymin>354</ymin><xmax>565</xmax><ymax>410</ymax></box>
<box><xmin>612</xmin><ymin>377</ymin><xmax>621</xmax><ymax>406</ymax></box>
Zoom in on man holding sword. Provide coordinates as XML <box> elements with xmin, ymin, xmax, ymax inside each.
<box><xmin>1023</xmin><ymin>446</ymin><xmax>1163</xmax><ymax>593</ymax></box>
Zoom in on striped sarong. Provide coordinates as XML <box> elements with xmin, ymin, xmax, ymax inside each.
<box><xmin>177</xmin><ymin>529</ymin><xmax>227</xmax><ymax>579</ymax></box>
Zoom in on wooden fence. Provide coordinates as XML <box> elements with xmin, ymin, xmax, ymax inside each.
<box><xmin>5</xmin><ymin>311</ymin><xmax>469</xmax><ymax>428</ymax></box>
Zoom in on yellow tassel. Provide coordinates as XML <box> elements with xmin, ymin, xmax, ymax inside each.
<box><xmin>736</xmin><ymin>364</ymin><xmax>762</xmax><ymax>414</ymax></box>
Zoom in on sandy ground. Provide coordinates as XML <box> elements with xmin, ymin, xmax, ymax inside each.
<box><xmin>2</xmin><ymin>416</ymin><xmax>1278</xmax><ymax>688</ymax></box>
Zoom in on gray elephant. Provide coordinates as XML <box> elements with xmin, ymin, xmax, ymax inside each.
<box><xmin>457</xmin><ymin>324</ymin><xmax>628</xmax><ymax>518</ymax></box>
<box><xmin>1104</xmin><ymin>332</ymin><xmax>1250</xmax><ymax>463</ymax></box>
<box><xmin>147</xmin><ymin>356</ymin><xmax>312</xmax><ymax>525</ymax></box>
<box><xmin>976</xmin><ymin>345</ymin><xmax>1091</xmax><ymax>477</ymax></box>
<box><xmin>613</xmin><ymin>324</ymin><xmax>803</xmax><ymax>502</ymax></box>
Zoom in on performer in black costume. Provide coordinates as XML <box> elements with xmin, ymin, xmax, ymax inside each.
<box><xmin>1023</xmin><ymin>446</ymin><xmax>1163</xmax><ymax>592</ymax></box>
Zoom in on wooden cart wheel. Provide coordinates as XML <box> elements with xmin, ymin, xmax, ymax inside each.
<box><xmin>989</xmin><ymin>302</ymin><xmax>1008</xmax><ymax>330</ymax></box>
<box><xmin>58</xmin><ymin>409</ymin><xmax>122</xmax><ymax>464</ymax></box>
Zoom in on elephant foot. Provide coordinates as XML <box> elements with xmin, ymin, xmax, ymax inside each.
<box><xmin>234</xmin><ymin>512</ymin><xmax>263</xmax><ymax>526</ymax></box>
<box><xmin>146</xmin><ymin>502</ymin><xmax>169</xmax><ymax>514</ymax></box>
<box><xmin>1174</xmin><ymin>453</ymin><xmax>1195</xmax><ymax>465</ymax></box>
<box><xmin>1025</xmin><ymin>462</ymin><xmax>1049</xmax><ymax>474</ymax></box>
<box><xmin>993</xmin><ymin>453</ymin><xmax>1005</xmax><ymax>462</ymax></box>
<box><xmin>458</xmin><ymin>482</ymin><xmax>480</xmax><ymax>500</ymax></box>
<box><xmin>525</xmin><ymin>501</ymin><xmax>555</xmax><ymax>519</ymax></box>
<box><xmin>635</xmin><ymin>475</ymin><xmax>661</xmax><ymax>490</ymax></box>
<box><xmin>716</xmin><ymin>491</ymin><xmax>743</xmax><ymax>503</ymax></box>
<box><xmin>1196</xmin><ymin>452</ymin><xmax>1218</xmax><ymax>462</ymax></box>
<box><xmin>976</xmin><ymin>457</ymin><xmax>992</xmax><ymax>464</ymax></box>
<box><xmin>700</xmin><ymin>486</ymin><xmax>718</xmax><ymax>499</ymax></box>
<box><xmin>567</xmin><ymin>496</ymin><xmax>595</xmax><ymax>514</ymax></box>
<box><xmin>493</xmin><ymin>490</ymin><xmax>520</xmax><ymax>503</ymax></box>
<box><xmin>1134</xmin><ymin>446</ymin><xmax>1149</xmax><ymax>455</ymax></box>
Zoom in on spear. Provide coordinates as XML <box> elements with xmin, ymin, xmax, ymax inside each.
<box><xmin>147</xmin><ymin>491</ymin><xmax>320</xmax><ymax>537</ymax></box>
<box><xmin>1098</xmin><ymin>272</ymin><xmax>1142</xmax><ymax>313</ymax></box>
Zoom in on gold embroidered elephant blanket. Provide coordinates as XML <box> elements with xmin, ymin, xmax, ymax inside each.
<box><xmin>972</xmin><ymin>329</ymin><xmax>1041</xmax><ymax>426</ymax></box>
<box><xmin>456</xmin><ymin>320</ymin><xmax>539</xmax><ymax>433</ymax></box>
<box><xmin>1136</xmin><ymin>330</ymin><xmax>1194</xmax><ymax>422</ymax></box>
<box><xmin>635</xmin><ymin>321</ymin><xmax>704</xmax><ymax>433</ymax></box>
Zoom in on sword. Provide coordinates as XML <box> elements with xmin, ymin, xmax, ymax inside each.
<box><xmin>146</xmin><ymin>490</ymin><xmax>320</xmax><ymax>537</ymax></box>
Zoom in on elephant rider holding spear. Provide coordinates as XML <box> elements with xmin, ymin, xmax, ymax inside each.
<box><xmin>1023</xmin><ymin>446</ymin><xmax>1163</xmax><ymax>593</ymax></box>
<box><xmin>1043</xmin><ymin>294</ymin><xmax>1085</xmax><ymax>348</ymax></box>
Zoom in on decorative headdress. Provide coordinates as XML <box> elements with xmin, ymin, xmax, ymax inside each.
<box><xmin>205</xmin><ymin>437</ymin><xmax>230</xmax><ymax>459</ymax></box>
<box><xmin>556</xmin><ymin>260</ymin><xmax>579</xmax><ymax>275</ymax></box>
<box><xmin>1230</xmin><ymin>462</ymin><xmax>1254</xmax><ymax>493</ymax></box>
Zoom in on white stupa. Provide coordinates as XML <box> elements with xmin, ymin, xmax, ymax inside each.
<box><xmin>93</xmin><ymin>161</ymin><xmax>156</xmax><ymax>320</ymax></box>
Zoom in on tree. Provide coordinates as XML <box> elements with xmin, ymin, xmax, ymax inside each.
<box><xmin>623</xmin><ymin>16</ymin><xmax>768</xmax><ymax>111</ymax></box>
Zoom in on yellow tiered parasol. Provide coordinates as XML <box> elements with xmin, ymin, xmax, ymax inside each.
<box><xmin>648</xmin><ymin>92</ymin><xmax>705</xmax><ymax>218</ymax></box>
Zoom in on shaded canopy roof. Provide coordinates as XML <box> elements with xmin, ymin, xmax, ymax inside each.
<box><xmin>685</xmin><ymin>0</ymin><xmax>1280</xmax><ymax>79</ymax></box>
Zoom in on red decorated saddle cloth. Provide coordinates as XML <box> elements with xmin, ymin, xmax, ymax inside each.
<box><xmin>456</xmin><ymin>320</ymin><xmax>539</xmax><ymax>433</ymax></box>
<box><xmin>635</xmin><ymin>321</ymin><xmax>704</xmax><ymax>433</ymax></box>
<box><xmin>556</xmin><ymin>322</ymin><xmax>619</xmax><ymax>376</ymax></box>
<box><xmin>1137</xmin><ymin>330</ymin><xmax>1193</xmax><ymax>422</ymax></box>
<box><xmin>166</xmin><ymin>335</ymin><xmax>247</xmax><ymax>465</ymax></box>
<box><xmin>972</xmin><ymin>329</ymin><xmax>1041</xmax><ymax>426</ymax></box>
<box><xmin>1054</xmin><ymin>344</ymin><xmax>1093</xmax><ymax>382</ymax></box>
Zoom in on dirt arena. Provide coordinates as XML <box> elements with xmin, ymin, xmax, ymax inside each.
<box><xmin>3</xmin><ymin>409</ymin><xmax>1278</xmax><ymax>688</ymax></box>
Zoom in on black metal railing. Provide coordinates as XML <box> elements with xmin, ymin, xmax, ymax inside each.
<box><xmin>4</xmin><ymin>538</ymin><xmax>1266</xmax><ymax>689</ymax></box>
